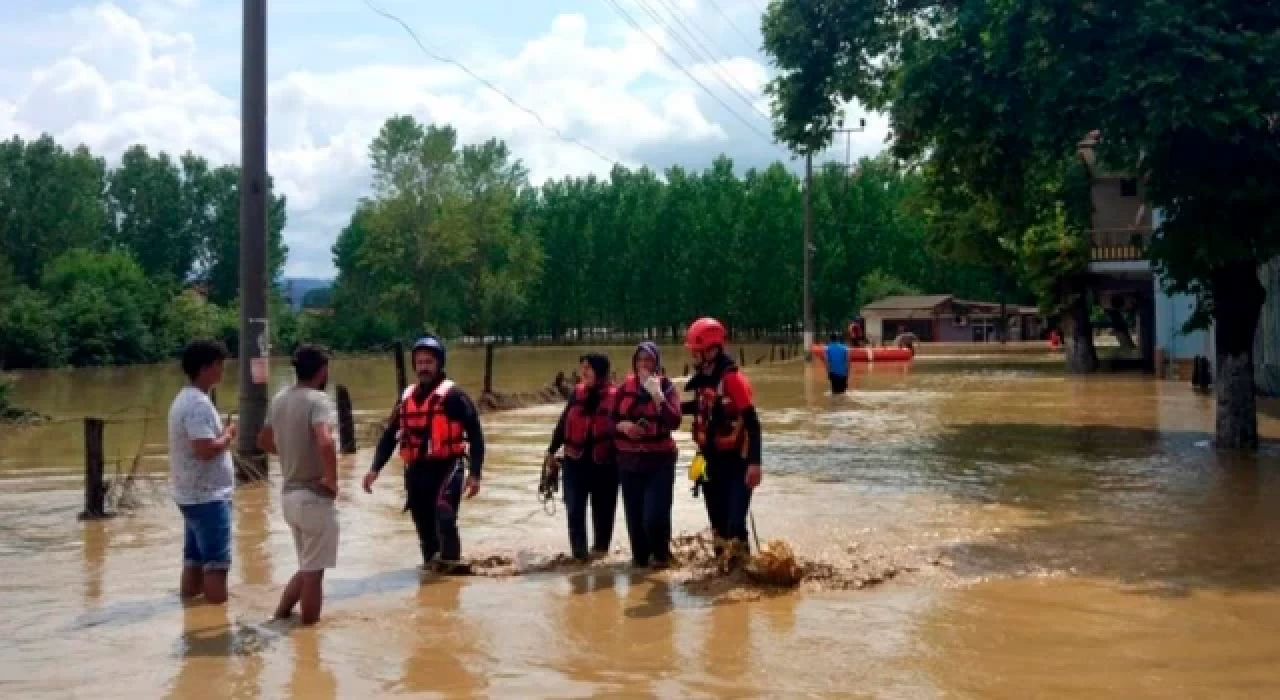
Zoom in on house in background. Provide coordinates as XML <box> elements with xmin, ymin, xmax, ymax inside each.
<box><xmin>859</xmin><ymin>295</ymin><xmax>1044</xmax><ymax>345</ymax></box>
<box><xmin>1079</xmin><ymin>131</ymin><xmax>1210</xmax><ymax>378</ymax></box>
<box><xmin>1258</xmin><ymin>259</ymin><xmax>1280</xmax><ymax>396</ymax></box>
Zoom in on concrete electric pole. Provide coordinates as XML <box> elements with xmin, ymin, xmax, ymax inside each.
<box><xmin>238</xmin><ymin>0</ymin><xmax>269</xmax><ymax>474</ymax></box>
<box><xmin>802</xmin><ymin>118</ymin><xmax>866</xmax><ymax>363</ymax></box>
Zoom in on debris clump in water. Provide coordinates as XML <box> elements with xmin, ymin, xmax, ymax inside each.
<box><xmin>670</xmin><ymin>532</ymin><xmax>920</xmax><ymax>599</ymax></box>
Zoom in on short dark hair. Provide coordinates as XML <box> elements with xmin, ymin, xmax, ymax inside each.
<box><xmin>292</xmin><ymin>344</ymin><xmax>330</xmax><ymax>382</ymax></box>
<box><xmin>830</xmin><ymin>333</ymin><xmax>840</xmax><ymax>342</ymax></box>
<box><xmin>181</xmin><ymin>339</ymin><xmax>229</xmax><ymax>381</ymax></box>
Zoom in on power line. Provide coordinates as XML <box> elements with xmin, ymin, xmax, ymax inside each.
<box><xmin>602</xmin><ymin>0</ymin><xmax>777</xmax><ymax>145</ymax></box>
<box><xmin>705</xmin><ymin>0</ymin><xmax>760</xmax><ymax>51</ymax></box>
<box><xmin>642</xmin><ymin>0</ymin><xmax>769</xmax><ymax>120</ymax></box>
<box><xmin>360</xmin><ymin>0</ymin><xmax>618</xmax><ymax>168</ymax></box>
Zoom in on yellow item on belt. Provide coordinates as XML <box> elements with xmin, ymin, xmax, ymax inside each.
<box><xmin>688</xmin><ymin>453</ymin><xmax>707</xmax><ymax>482</ymax></box>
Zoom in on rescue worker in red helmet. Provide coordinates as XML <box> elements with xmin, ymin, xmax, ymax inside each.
<box><xmin>545</xmin><ymin>353</ymin><xmax>619</xmax><ymax>562</ymax></box>
<box><xmin>681</xmin><ymin>317</ymin><xmax>763</xmax><ymax>561</ymax></box>
<box><xmin>613</xmin><ymin>341</ymin><xmax>683</xmax><ymax>569</ymax></box>
<box><xmin>362</xmin><ymin>335</ymin><xmax>485</xmax><ymax>574</ymax></box>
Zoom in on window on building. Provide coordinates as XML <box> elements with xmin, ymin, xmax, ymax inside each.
<box><xmin>1120</xmin><ymin>178</ymin><xmax>1138</xmax><ymax>197</ymax></box>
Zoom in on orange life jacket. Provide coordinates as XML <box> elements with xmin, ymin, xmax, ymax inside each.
<box><xmin>691</xmin><ymin>368</ymin><xmax>747</xmax><ymax>457</ymax></box>
<box><xmin>398</xmin><ymin>379</ymin><xmax>468</xmax><ymax>465</ymax></box>
<box><xmin>564</xmin><ymin>383</ymin><xmax>617</xmax><ymax>464</ymax></box>
<box><xmin>614</xmin><ymin>375</ymin><xmax>676</xmax><ymax>454</ymax></box>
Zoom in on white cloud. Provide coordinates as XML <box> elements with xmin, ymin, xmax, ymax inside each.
<box><xmin>0</xmin><ymin>1</ymin><xmax>884</xmax><ymax>278</ymax></box>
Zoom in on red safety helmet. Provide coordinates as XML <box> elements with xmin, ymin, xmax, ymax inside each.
<box><xmin>685</xmin><ymin>317</ymin><xmax>727</xmax><ymax>352</ymax></box>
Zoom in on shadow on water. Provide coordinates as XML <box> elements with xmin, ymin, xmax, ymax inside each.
<box><xmin>922</xmin><ymin>422</ymin><xmax>1280</xmax><ymax>595</ymax></box>
<box><xmin>624</xmin><ymin>577</ymin><xmax>675</xmax><ymax>620</ymax></box>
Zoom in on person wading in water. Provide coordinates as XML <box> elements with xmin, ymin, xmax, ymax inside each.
<box><xmin>613</xmin><ymin>342</ymin><xmax>682</xmax><ymax>569</ymax></box>
<box><xmin>363</xmin><ymin>335</ymin><xmax>485</xmax><ymax>574</ymax></box>
<box><xmin>545</xmin><ymin>353</ymin><xmax>619</xmax><ymax>562</ymax></box>
<box><xmin>681</xmin><ymin>318</ymin><xmax>763</xmax><ymax>565</ymax></box>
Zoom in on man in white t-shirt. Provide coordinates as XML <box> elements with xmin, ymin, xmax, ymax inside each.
<box><xmin>258</xmin><ymin>344</ymin><xmax>339</xmax><ymax>624</ymax></box>
<box><xmin>167</xmin><ymin>339</ymin><xmax>237</xmax><ymax>604</ymax></box>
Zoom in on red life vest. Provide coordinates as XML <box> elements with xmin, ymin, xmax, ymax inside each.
<box><xmin>398</xmin><ymin>379</ymin><xmax>468</xmax><ymax>464</ymax></box>
<box><xmin>563</xmin><ymin>383</ymin><xmax>617</xmax><ymax>464</ymax></box>
<box><xmin>691</xmin><ymin>368</ymin><xmax>747</xmax><ymax>457</ymax></box>
<box><xmin>614</xmin><ymin>375</ymin><xmax>676</xmax><ymax>454</ymax></box>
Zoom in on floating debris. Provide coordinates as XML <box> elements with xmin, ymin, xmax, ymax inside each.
<box><xmin>671</xmin><ymin>531</ymin><xmax>920</xmax><ymax>599</ymax></box>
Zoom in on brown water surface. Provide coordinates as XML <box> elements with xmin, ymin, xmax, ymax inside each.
<box><xmin>3</xmin><ymin>346</ymin><xmax>1280</xmax><ymax>698</ymax></box>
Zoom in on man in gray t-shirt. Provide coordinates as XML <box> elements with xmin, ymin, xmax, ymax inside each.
<box><xmin>259</xmin><ymin>345</ymin><xmax>339</xmax><ymax>625</ymax></box>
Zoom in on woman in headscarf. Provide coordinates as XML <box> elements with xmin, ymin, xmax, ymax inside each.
<box><xmin>545</xmin><ymin>353</ymin><xmax>619</xmax><ymax>561</ymax></box>
<box><xmin>612</xmin><ymin>342</ymin><xmax>683</xmax><ymax>569</ymax></box>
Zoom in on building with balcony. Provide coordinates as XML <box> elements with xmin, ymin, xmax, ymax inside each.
<box><xmin>1079</xmin><ymin>132</ymin><xmax>1210</xmax><ymax>378</ymax></box>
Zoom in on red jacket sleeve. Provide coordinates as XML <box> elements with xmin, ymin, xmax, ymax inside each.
<box><xmin>722</xmin><ymin>371</ymin><xmax>754</xmax><ymax>410</ymax></box>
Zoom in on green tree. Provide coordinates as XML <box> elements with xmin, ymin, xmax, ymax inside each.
<box><xmin>105</xmin><ymin>145</ymin><xmax>192</xmax><ymax>286</ymax></box>
<box><xmin>0</xmin><ymin>135</ymin><xmax>108</xmax><ymax>286</ymax></box>
<box><xmin>197</xmin><ymin>165</ymin><xmax>289</xmax><ymax>304</ymax></box>
<box><xmin>0</xmin><ymin>287</ymin><xmax>65</xmax><ymax>369</ymax></box>
<box><xmin>855</xmin><ymin>270</ymin><xmax>920</xmax><ymax>313</ymax></box>
<box><xmin>301</xmin><ymin>287</ymin><xmax>332</xmax><ymax>310</ymax></box>
<box><xmin>42</xmin><ymin>249</ymin><xmax>162</xmax><ymax>366</ymax></box>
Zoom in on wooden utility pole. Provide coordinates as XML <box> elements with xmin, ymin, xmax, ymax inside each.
<box><xmin>237</xmin><ymin>0</ymin><xmax>269</xmax><ymax>476</ymax></box>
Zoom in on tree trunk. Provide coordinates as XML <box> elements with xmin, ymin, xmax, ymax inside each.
<box><xmin>1212</xmin><ymin>262</ymin><xmax>1266</xmax><ymax>449</ymax></box>
<box><xmin>1062</xmin><ymin>293</ymin><xmax>1098</xmax><ymax>374</ymax></box>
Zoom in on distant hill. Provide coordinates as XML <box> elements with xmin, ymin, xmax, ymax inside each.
<box><xmin>281</xmin><ymin>277</ymin><xmax>333</xmax><ymax>310</ymax></box>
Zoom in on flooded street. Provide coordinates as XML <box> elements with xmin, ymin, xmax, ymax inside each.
<box><xmin>3</xmin><ymin>346</ymin><xmax>1280</xmax><ymax>698</ymax></box>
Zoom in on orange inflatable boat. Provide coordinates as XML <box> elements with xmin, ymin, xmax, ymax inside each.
<box><xmin>811</xmin><ymin>344</ymin><xmax>914</xmax><ymax>363</ymax></box>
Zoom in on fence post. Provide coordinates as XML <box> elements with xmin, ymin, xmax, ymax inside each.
<box><xmin>336</xmin><ymin>385</ymin><xmax>357</xmax><ymax>455</ymax></box>
<box><xmin>739</xmin><ymin>347</ymin><xmax>746</xmax><ymax>366</ymax></box>
<box><xmin>79</xmin><ymin>418</ymin><xmax>108</xmax><ymax>520</ymax></box>
<box><xmin>483</xmin><ymin>342</ymin><xmax>495</xmax><ymax>394</ymax></box>
<box><xmin>394</xmin><ymin>341</ymin><xmax>408</xmax><ymax>394</ymax></box>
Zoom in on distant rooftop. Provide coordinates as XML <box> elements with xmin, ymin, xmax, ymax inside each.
<box><xmin>862</xmin><ymin>295</ymin><xmax>1039</xmax><ymax>316</ymax></box>
<box><xmin>861</xmin><ymin>295</ymin><xmax>954</xmax><ymax>311</ymax></box>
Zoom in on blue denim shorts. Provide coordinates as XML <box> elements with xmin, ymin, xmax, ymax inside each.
<box><xmin>179</xmin><ymin>500</ymin><xmax>232</xmax><ymax>571</ymax></box>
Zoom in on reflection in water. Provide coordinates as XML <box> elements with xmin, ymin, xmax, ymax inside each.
<box><xmin>557</xmin><ymin>568</ymin><xmax>626</xmax><ymax>691</ymax></box>
<box><xmin>234</xmin><ymin>484</ymin><xmax>273</xmax><ymax>587</ymax></box>
<box><xmin>398</xmin><ymin>581</ymin><xmax>485</xmax><ymax>698</ymax></box>
<box><xmin>701</xmin><ymin>601</ymin><xmax>750</xmax><ymax>689</ymax></box>
<box><xmin>289</xmin><ymin>628</ymin><xmax>336</xmax><ymax>700</ymax></box>
<box><xmin>5</xmin><ymin>351</ymin><xmax>1280</xmax><ymax>697</ymax></box>
<box><xmin>82</xmin><ymin>521</ymin><xmax>107</xmax><ymax>604</ymax></box>
<box><xmin>620</xmin><ymin>576</ymin><xmax>678</xmax><ymax>695</ymax></box>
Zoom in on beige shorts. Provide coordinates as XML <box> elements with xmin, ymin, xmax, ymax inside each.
<box><xmin>282</xmin><ymin>488</ymin><xmax>339</xmax><ymax>572</ymax></box>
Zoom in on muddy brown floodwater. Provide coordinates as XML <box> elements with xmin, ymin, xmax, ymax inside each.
<box><xmin>3</xmin><ymin>345</ymin><xmax>1280</xmax><ymax>698</ymax></box>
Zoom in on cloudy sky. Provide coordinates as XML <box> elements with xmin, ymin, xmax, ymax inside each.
<box><xmin>0</xmin><ymin>0</ymin><xmax>888</xmax><ymax>278</ymax></box>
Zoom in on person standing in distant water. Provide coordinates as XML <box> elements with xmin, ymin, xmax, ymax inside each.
<box><xmin>257</xmin><ymin>345</ymin><xmax>340</xmax><ymax>625</ymax></box>
<box><xmin>824</xmin><ymin>332</ymin><xmax>851</xmax><ymax>395</ymax></box>
<box><xmin>363</xmin><ymin>335</ymin><xmax>485</xmax><ymax>574</ymax></box>
<box><xmin>545</xmin><ymin>353</ymin><xmax>619</xmax><ymax>562</ymax></box>
<box><xmin>894</xmin><ymin>325</ymin><xmax>919</xmax><ymax>352</ymax></box>
<box><xmin>613</xmin><ymin>342</ymin><xmax>683</xmax><ymax>569</ymax></box>
<box><xmin>168</xmin><ymin>339</ymin><xmax>237</xmax><ymax>604</ymax></box>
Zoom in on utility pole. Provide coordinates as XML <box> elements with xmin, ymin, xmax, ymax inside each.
<box><xmin>802</xmin><ymin>118</ymin><xmax>866</xmax><ymax>362</ymax></box>
<box><xmin>237</xmin><ymin>0</ymin><xmax>269</xmax><ymax>475</ymax></box>
<box><xmin>803</xmin><ymin>150</ymin><xmax>814</xmax><ymax>361</ymax></box>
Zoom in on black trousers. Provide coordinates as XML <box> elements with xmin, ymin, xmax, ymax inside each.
<box><xmin>619</xmin><ymin>460</ymin><xmax>676</xmax><ymax>566</ymax></box>
<box><xmin>404</xmin><ymin>459</ymin><xmax>465</xmax><ymax>565</ymax></box>
<box><xmin>829</xmin><ymin>372</ymin><xmax>849</xmax><ymax>394</ymax></box>
<box><xmin>702</xmin><ymin>456</ymin><xmax>753</xmax><ymax>552</ymax></box>
<box><xmin>561</xmin><ymin>457</ymin><xmax>620</xmax><ymax>559</ymax></box>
